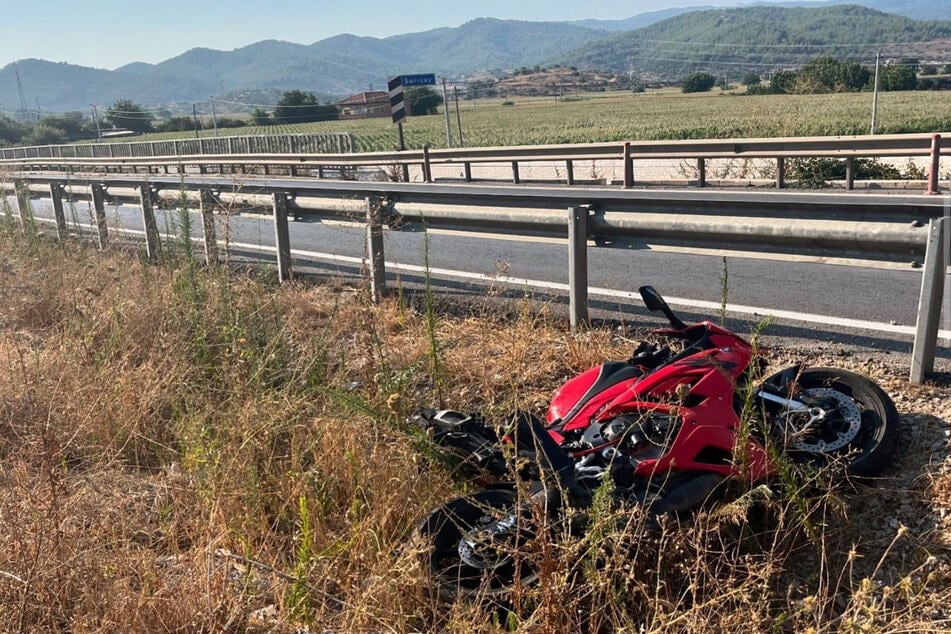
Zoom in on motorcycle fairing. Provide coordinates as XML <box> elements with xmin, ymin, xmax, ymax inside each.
<box><xmin>547</xmin><ymin>361</ymin><xmax>644</xmax><ymax>428</ymax></box>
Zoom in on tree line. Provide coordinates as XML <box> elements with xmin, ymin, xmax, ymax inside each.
<box><xmin>1</xmin><ymin>87</ymin><xmax>445</xmax><ymax>147</ymax></box>
<box><xmin>681</xmin><ymin>57</ymin><xmax>951</xmax><ymax>94</ymax></box>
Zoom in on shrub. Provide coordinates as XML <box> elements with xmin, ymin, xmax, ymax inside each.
<box><xmin>789</xmin><ymin>157</ymin><xmax>904</xmax><ymax>188</ymax></box>
<box><xmin>274</xmin><ymin>90</ymin><xmax>338</xmax><ymax>124</ymax></box>
<box><xmin>25</xmin><ymin>124</ymin><xmax>66</xmax><ymax>146</ymax></box>
<box><xmin>682</xmin><ymin>72</ymin><xmax>717</xmax><ymax>93</ymax></box>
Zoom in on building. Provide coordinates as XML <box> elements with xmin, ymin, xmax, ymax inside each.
<box><xmin>337</xmin><ymin>91</ymin><xmax>390</xmax><ymax>119</ymax></box>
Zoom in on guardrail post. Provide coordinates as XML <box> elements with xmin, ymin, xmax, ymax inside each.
<box><xmin>272</xmin><ymin>192</ymin><xmax>292</xmax><ymax>282</ymax></box>
<box><xmin>511</xmin><ymin>161</ymin><xmax>520</xmax><ymax>185</ymax></box>
<box><xmin>776</xmin><ymin>158</ymin><xmax>785</xmax><ymax>189</ymax></box>
<box><xmin>623</xmin><ymin>142</ymin><xmax>634</xmax><ymax>188</ymax></box>
<box><xmin>423</xmin><ymin>146</ymin><xmax>433</xmax><ymax>183</ymax></box>
<box><xmin>845</xmin><ymin>157</ymin><xmax>855</xmax><ymax>191</ymax></box>
<box><xmin>200</xmin><ymin>189</ymin><xmax>219</xmax><ymax>266</ymax></box>
<box><xmin>464</xmin><ymin>162</ymin><xmax>472</xmax><ymax>182</ymax></box>
<box><xmin>13</xmin><ymin>180</ymin><xmax>29</xmax><ymax>234</ymax></box>
<box><xmin>926</xmin><ymin>134</ymin><xmax>942</xmax><ymax>195</ymax></box>
<box><xmin>366</xmin><ymin>196</ymin><xmax>386</xmax><ymax>303</ymax></box>
<box><xmin>566</xmin><ymin>159</ymin><xmax>575</xmax><ymax>186</ymax></box>
<box><xmin>568</xmin><ymin>205</ymin><xmax>590</xmax><ymax>332</ymax></box>
<box><xmin>90</xmin><ymin>183</ymin><xmax>108</xmax><ymax>249</ymax></box>
<box><xmin>138</xmin><ymin>185</ymin><xmax>163</xmax><ymax>263</ymax></box>
<box><xmin>697</xmin><ymin>158</ymin><xmax>706</xmax><ymax>188</ymax></box>
<box><xmin>49</xmin><ymin>182</ymin><xmax>67</xmax><ymax>240</ymax></box>
<box><xmin>910</xmin><ymin>217</ymin><xmax>948</xmax><ymax>384</ymax></box>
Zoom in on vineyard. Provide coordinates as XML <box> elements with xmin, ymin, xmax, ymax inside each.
<box><xmin>123</xmin><ymin>89</ymin><xmax>951</xmax><ymax>152</ymax></box>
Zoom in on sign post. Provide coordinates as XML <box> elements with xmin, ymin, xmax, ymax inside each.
<box><xmin>389</xmin><ymin>73</ymin><xmax>436</xmax><ymax>181</ymax></box>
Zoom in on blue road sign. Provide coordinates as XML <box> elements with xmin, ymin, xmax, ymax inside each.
<box><xmin>401</xmin><ymin>73</ymin><xmax>436</xmax><ymax>86</ymax></box>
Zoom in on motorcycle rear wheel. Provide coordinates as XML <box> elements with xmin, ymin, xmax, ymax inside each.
<box><xmin>415</xmin><ymin>489</ymin><xmax>539</xmax><ymax>601</ymax></box>
<box><xmin>774</xmin><ymin>367</ymin><xmax>899</xmax><ymax>477</ymax></box>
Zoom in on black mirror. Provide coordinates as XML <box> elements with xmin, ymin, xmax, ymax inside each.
<box><xmin>638</xmin><ymin>286</ymin><xmax>686</xmax><ymax>329</ymax></box>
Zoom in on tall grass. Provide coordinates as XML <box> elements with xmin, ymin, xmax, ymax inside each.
<box><xmin>0</xmin><ymin>230</ymin><xmax>947</xmax><ymax>632</ymax></box>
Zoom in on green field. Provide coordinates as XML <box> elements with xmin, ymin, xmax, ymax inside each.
<box><xmin>125</xmin><ymin>89</ymin><xmax>951</xmax><ymax>152</ymax></box>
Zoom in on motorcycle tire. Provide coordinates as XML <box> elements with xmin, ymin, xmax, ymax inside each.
<box><xmin>776</xmin><ymin>367</ymin><xmax>900</xmax><ymax>478</ymax></box>
<box><xmin>414</xmin><ymin>489</ymin><xmax>538</xmax><ymax>601</ymax></box>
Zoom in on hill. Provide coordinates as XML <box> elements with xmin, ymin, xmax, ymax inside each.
<box><xmin>761</xmin><ymin>0</ymin><xmax>951</xmax><ymax>21</ymax></box>
<box><xmin>0</xmin><ymin>19</ymin><xmax>603</xmax><ymax>113</ymax></box>
<box><xmin>2</xmin><ymin>5</ymin><xmax>951</xmax><ymax>114</ymax></box>
<box><xmin>556</xmin><ymin>5</ymin><xmax>951</xmax><ymax>80</ymax></box>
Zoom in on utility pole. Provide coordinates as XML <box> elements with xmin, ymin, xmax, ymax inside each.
<box><xmin>871</xmin><ymin>52</ymin><xmax>881</xmax><ymax>135</ymax></box>
<box><xmin>441</xmin><ymin>77</ymin><xmax>453</xmax><ymax>147</ymax></box>
<box><xmin>15</xmin><ymin>71</ymin><xmax>29</xmax><ymax>122</ymax></box>
<box><xmin>210</xmin><ymin>97</ymin><xmax>219</xmax><ymax>137</ymax></box>
<box><xmin>90</xmin><ymin>104</ymin><xmax>102</xmax><ymax>141</ymax></box>
<box><xmin>453</xmin><ymin>86</ymin><xmax>464</xmax><ymax>147</ymax></box>
<box><xmin>192</xmin><ymin>104</ymin><xmax>200</xmax><ymax>139</ymax></box>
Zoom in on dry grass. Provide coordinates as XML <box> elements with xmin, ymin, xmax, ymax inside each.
<box><xmin>1</xmin><ymin>228</ymin><xmax>950</xmax><ymax>632</ymax></box>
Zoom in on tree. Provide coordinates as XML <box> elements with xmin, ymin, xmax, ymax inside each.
<box><xmin>742</xmin><ymin>73</ymin><xmax>761</xmax><ymax>86</ymax></box>
<box><xmin>769</xmin><ymin>70</ymin><xmax>799</xmax><ymax>94</ymax></box>
<box><xmin>0</xmin><ymin>115</ymin><xmax>28</xmax><ymax>146</ymax></box>
<box><xmin>880</xmin><ymin>64</ymin><xmax>917</xmax><ymax>91</ymax></box>
<box><xmin>896</xmin><ymin>58</ymin><xmax>921</xmax><ymax>73</ymax></box>
<box><xmin>837</xmin><ymin>63</ymin><xmax>870</xmax><ymax>91</ymax></box>
<box><xmin>273</xmin><ymin>90</ymin><xmax>338</xmax><ymax>124</ymax></box>
<box><xmin>405</xmin><ymin>87</ymin><xmax>443</xmax><ymax>115</ymax></box>
<box><xmin>920</xmin><ymin>65</ymin><xmax>938</xmax><ymax>76</ymax></box>
<box><xmin>38</xmin><ymin>112</ymin><xmax>93</xmax><ymax>141</ymax></box>
<box><xmin>26</xmin><ymin>124</ymin><xmax>66</xmax><ymax>146</ymax></box>
<box><xmin>681</xmin><ymin>72</ymin><xmax>716</xmax><ymax>93</ymax></box>
<box><xmin>104</xmin><ymin>99</ymin><xmax>153</xmax><ymax>133</ymax></box>
<box><xmin>798</xmin><ymin>56</ymin><xmax>869</xmax><ymax>92</ymax></box>
<box><xmin>944</xmin><ymin>64</ymin><xmax>951</xmax><ymax>75</ymax></box>
<box><xmin>251</xmin><ymin>108</ymin><xmax>271</xmax><ymax>125</ymax></box>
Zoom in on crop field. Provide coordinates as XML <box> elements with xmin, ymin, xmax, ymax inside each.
<box><xmin>125</xmin><ymin>89</ymin><xmax>951</xmax><ymax>152</ymax></box>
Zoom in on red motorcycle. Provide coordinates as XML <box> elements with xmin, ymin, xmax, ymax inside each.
<box><xmin>414</xmin><ymin>286</ymin><xmax>899</xmax><ymax>600</ymax></box>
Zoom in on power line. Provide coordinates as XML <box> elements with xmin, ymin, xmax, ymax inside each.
<box><xmin>638</xmin><ymin>38</ymin><xmax>951</xmax><ymax>50</ymax></box>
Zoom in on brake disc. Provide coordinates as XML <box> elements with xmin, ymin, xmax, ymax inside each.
<box><xmin>790</xmin><ymin>387</ymin><xmax>863</xmax><ymax>453</ymax></box>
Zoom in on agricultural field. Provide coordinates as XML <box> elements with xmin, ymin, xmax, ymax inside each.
<box><xmin>123</xmin><ymin>89</ymin><xmax>951</xmax><ymax>152</ymax></box>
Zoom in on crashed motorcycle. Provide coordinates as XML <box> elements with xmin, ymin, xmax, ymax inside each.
<box><xmin>413</xmin><ymin>286</ymin><xmax>899</xmax><ymax>600</ymax></box>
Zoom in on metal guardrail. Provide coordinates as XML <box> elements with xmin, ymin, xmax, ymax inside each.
<box><xmin>0</xmin><ymin>132</ymin><xmax>946</xmax><ymax>190</ymax></box>
<box><xmin>1</xmin><ymin>170</ymin><xmax>948</xmax><ymax>383</ymax></box>
<box><xmin>0</xmin><ymin>132</ymin><xmax>356</xmax><ymax>160</ymax></box>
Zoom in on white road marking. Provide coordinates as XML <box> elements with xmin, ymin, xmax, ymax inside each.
<box><xmin>230</xmin><ymin>241</ymin><xmax>951</xmax><ymax>340</ymax></box>
<box><xmin>32</xmin><ymin>216</ymin><xmax>951</xmax><ymax>340</ymax></box>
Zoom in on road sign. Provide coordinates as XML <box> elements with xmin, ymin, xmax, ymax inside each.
<box><xmin>401</xmin><ymin>73</ymin><xmax>436</xmax><ymax>87</ymax></box>
<box><xmin>388</xmin><ymin>76</ymin><xmax>407</xmax><ymax>124</ymax></box>
<box><xmin>389</xmin><ymin>74</ymin><xmax>437</xmax><ymax>124</ymax></box>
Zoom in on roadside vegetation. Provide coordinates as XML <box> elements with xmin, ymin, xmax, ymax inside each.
<box><xmin>1</xmin><ymin>215</ymin><xmax>950</xmax><ymax>631</ymax></box>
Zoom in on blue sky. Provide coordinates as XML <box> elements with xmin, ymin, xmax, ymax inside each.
<box><xmin>0</xmin><ymin>0</ymin><xmax>747</xmax><ymax>69</ymax></box>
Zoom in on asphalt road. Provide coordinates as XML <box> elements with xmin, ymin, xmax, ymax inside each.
<box><xmin>15</xmin><ymin>197</ymin><xmax>951</xmax><ymax>356</ymax></box>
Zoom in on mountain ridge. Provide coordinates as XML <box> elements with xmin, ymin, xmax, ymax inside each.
<box><xmin>2</xmin><ymin>2</ymin><xmax>949</xmax><ymax>114</ymax></box>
